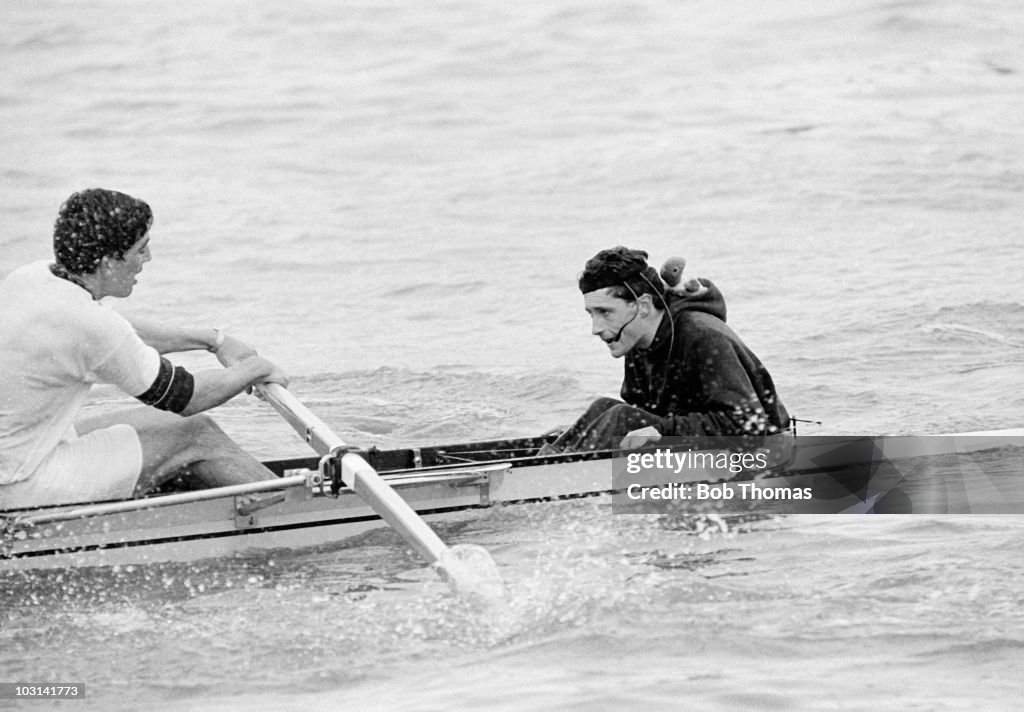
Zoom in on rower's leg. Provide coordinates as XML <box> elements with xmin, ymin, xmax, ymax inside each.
<box><xmin>573</xmin><ymin>403</ymin><xmax>658</xmax><ymax>451</ymax></box>
<box><xmin>546</xmin><ymin>397</ymin><xmax>658</xmax><ymax>453</ymax></box>
<box><xmin>544</xmin><ymin>397</ymin><xmax>621</xmax><ymax>453</ymax></box>
<box><xmin>77</xmin><ymin>408</ymin><xmax>275</xmax><ymax>494</ymax></box>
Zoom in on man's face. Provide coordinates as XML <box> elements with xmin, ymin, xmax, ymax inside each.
<box><xmin>103</xmin><ymin>232</ymin><xmax>152</xmax><ymax>298</ymax></box>
<box><xmin>584</xmin><ymin>288</ymin><xmax>641</xmax><ymax>359</ymax></box>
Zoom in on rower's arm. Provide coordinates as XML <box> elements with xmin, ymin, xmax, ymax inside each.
<box><xmin>127</xmin><ymin>316</ymin><xmax>220</xmax><ymax>354</ymax></box>
<box><xmin>127</xmin><ymin>316</ymin><xmax>259</xmax><ymax>366</ymax></box>
<box><xmin>180</xmin><ymin>357</ymin><xmax>289</xmax><ymax>416</ymax></box>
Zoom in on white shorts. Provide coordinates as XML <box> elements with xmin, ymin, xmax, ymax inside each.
<box><xmin>1</xmin><ymin>424</ymin><xmax>143</xmax><ymax>509</ymax></box>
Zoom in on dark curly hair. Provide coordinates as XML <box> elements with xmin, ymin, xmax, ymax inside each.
<box><xmin>52</xmin><ymin>188</ymin><xmax>152</xmax><ymax>275</ymax></box>
<box><xmin>577</xmin><ymin>246</ymin><xmax>665</xmax><ymax>302</ymax></box>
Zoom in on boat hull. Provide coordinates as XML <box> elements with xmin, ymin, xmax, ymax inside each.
<box><xmin>3</xmin><ymin>430</ymin><xmax>1023</xmax><ymax>571</ymax></box>
<box><xmin>1</xmin><ymin>442</ymin><xmax>613</xmax><ymax>571</ymax></box>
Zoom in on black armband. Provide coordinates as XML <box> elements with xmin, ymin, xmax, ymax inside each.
<box><xmin>136</xmin><ymin>357</ymin><xmax>195</xmax><ymax>413</ymax></box>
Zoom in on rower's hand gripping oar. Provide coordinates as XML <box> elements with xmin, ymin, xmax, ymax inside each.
<box><xmin>255</xmin><ymin>382</ymin><xmax>504</xmax><ymax>601</ymax></box>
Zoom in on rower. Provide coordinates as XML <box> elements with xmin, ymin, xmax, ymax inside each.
<box><xmin>543</xmin><ymin>246</ymin><xmax>790</xmax><ymax>453</ymax></box>
<box><xmin>0</xmin><ymin>188</ymin><xmax>289</xmax><ymax>509</ymax></box>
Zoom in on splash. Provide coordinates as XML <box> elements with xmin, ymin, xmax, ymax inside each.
<box><xmin>435</xmin><ymin>543</ymin><xmax>507</xmax><ymax>605</ymax></box>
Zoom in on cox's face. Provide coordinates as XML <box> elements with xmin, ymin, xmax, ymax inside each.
<box><xmin>584</xmin><ymin>289</ymin><xmax>640</xmax><ymax>359</ymax></box>
<box><xmin>103</xmin><ymin>233</ymin><xmax>152</xmax><ymax>298</ymax></box>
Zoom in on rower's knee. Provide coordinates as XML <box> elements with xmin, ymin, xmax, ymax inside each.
<box><xmin>183</xmin><ymin>411</ymin><xmax>225</xmax><ymax>440</ymax></box>
<box><xmin>584</xmin><ymin>397</ymin><xmax>624</xmax><ymax>419</ymax></box>
<box><xmin>154</xmin><ymin>414</ymin><xmax>236</xmax><ymax>473</ymax></box>
<box><xmin>603</xmin><ymin>403</ymin><xmax>656</xmax><ymax>428</ymax></box>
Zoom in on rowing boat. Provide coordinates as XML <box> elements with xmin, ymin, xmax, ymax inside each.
<box><xmin>0</xmin><ymin>435</ymin><xmax>582</xmax><ymax>571</ymax></box>
<box><xmin>3</xmin><ymin>426</ymin><xmax>1022</xmax><ymax>572</ymax></box>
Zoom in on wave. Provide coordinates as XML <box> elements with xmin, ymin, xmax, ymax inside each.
<box><xmin>920</xmin><ymin>302</ymin><xmax>1024</xmax><ymax>350</ymax></box>
<box><xmin>379</xmin><ymin>280</ymin><xmax>490</xmax><ymax>298</ymax></box>
<box><xmin>916</xmin><ymin>637</ymin><xmax>1024</xmax><ymax>659</ymax></box>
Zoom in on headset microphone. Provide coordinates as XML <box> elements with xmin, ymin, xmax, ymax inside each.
<box><xmin>608</xmin><ymin>304</ymin><xmax>639</xmax><ymax>343</ymax></box>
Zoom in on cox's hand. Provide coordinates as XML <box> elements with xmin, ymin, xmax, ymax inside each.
<box><xmin>619</xmin><ymin>426</ymin><xmax>662</xmax><ymax>450</ymax></box>
<box><xmin>216</xmin><ymin>334</ymin><xmax>259</xmax><ymax>367</ymax></box>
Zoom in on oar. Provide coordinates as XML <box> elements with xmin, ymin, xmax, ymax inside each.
<box><xmin>255</xmin><ymin>382</ymin><xmax>504</xmax><ymax>600</ymax></box>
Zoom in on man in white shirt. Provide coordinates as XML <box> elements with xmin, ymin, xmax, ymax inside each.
<box><xmin>0</xmin><ymin>188</ymin><xmax>289</xmax><ymax>509</ymax></box>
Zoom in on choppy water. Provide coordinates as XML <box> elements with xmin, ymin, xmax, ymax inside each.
<box><xmin>2</xmin><ymin>0</ymin><xmax>1023</xmax><ymax>709</ymax></box>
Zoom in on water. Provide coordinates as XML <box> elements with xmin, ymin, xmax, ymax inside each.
<box><xmin>2</xmin><ymin>0</ymin><xmax>1023</xmax><ymax>709</ymax></box>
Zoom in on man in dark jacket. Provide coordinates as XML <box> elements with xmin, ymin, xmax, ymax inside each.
<box><xmin>545</xmin><ymin>246</ymin><xmax>789</xmax><ymax>453</ymax></box>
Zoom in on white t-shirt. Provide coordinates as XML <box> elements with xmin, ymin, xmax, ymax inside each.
<box><xmin>0</xmin><ymin>261</ymin><xmax>161</xmax><ymax>485</ymax></box>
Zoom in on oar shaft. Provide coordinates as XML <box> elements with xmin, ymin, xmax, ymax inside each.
<box><xmin>342</xmin><ymin>452</ymin><xmax>448</xmax><ymax>564</ymax></box>
<box><xmin>257</xmin><ymin>384</ymin><xmax>341</xmax><ymax>456</ymax></box>
<box><xmin>256</xmin><ymin>383</ymin><xmax>449</xmax><ymax>565</ymax></box>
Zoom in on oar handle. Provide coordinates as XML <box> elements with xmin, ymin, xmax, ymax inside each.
<box><xmin>255</xmin><ymin>382</ymin><xmax>450</xmax><ymax>566</ymax></box>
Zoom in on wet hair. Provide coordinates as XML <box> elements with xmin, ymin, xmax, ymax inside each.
<box><xmin>577</xmin><ymin>246</ymin><xmax>665</xmax><ymax>303</ymax></box>
<box><xmin>52</xmin><ymin>188</ymin><xmax>152</xmax><ymax>275</ymax></box>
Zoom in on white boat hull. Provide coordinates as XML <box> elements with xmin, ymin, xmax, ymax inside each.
<box><xmin>3</xmin><ymin>430</ymin><xmax>1022</xmax><ymax>571</ymax></box>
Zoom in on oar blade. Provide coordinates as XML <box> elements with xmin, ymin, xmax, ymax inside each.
<box><xmin>435</xmin><ymin>544</ymin><xmax>506</xmax><ymax>603</ymax></box>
